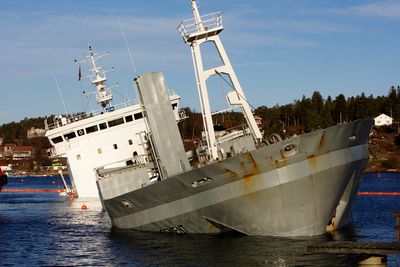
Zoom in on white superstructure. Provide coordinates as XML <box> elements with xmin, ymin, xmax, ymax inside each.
<box><xmin>45</xmin><ymin>47</ymin><xmax>184</xmax><ymax>198</ymax></box>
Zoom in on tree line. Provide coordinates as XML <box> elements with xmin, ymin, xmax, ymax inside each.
<box><xmin>179</xmin><ymin>86</ymin><xmax>400</xmax><ymax>139</ymax></box>
<box><xmin>1</xmin><ymin>86</ymin><xmax>399</xmax><ymax>148</ymax></box>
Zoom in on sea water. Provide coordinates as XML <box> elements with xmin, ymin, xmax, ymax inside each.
<box><xmin>0</xmin><ymin>173</ymin><xmax>399</xmax><ymax>266</ymax></box>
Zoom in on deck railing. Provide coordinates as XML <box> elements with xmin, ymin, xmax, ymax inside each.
<box><xmin>177</xmin><ymin>12</ymin><xmax>223</xmax><ymax>41</ymax></box>
<box><xmin>44</xmin><ymin>99</ymin><xmax>138</xmax><ymax>130</ymax></box>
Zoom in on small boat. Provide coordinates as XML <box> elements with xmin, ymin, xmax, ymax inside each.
<box><xmin>94</xmin><ymin>1</ymin><xmax>372</xmax><ymax>236</ymax></box>
<box><xmin>58</xmin><ymin>170</ymin><xmax>74</xmax><ymax>197</ymax></box>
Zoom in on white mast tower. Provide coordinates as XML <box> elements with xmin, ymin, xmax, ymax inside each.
<box><xmin>178</xmin><ymin>0</ymin><xmax>263</xmax><ymax>161</ymax></box>
<box><xmin>76</xmin><ymin>46</ymin><xmax>114</xmax><ymax>113</ymax></box>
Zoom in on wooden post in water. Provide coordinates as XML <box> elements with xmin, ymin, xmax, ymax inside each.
<box><xmin>393</xmin><ymin>212</ymin><xmax>400</xmax><ymax>242</ymax></box>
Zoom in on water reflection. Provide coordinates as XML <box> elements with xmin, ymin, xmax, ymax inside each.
<box><xmin>108</xmin><ymin>228</ymin><xmax>360</xmax><ymax>266</ymax></box>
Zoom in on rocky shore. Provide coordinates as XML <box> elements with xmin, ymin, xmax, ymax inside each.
<box><xmin>366</xmin><ymin>127</ymin><xmax>400</xmax><ymax>172</ymax></box>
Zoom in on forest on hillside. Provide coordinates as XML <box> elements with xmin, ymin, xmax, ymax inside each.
<box><xmin>0</xmin><ymin>86</ymin><xmax>399</xmax><ymax>148</ymax></box>
<box><xmin>179</xmin><ymin>86</ymin><xmax>400</xmax><ymax>139</ymax></box>
<box><xmin>0</xmin><ymin>117</ymin><xmax>52</xmax><ymax>145</ymax></box>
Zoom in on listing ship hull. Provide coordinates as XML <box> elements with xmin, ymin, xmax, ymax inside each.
<box><xmin>98</xmin><ymin>119</ymin><xmax>372</xmax><ymax>236</ymax></box>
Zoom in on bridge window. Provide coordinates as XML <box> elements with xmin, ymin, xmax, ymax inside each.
<box><xmin>134</xmin><ymin>113</ymin><xmax>143</xmax><ymax>120</ymax></box>
<box><xmin>64</xmin><ymin>132</ymin><xmax>76</xmax><ymax>140</ymax></box>
<box><xmin>125</xmin><ymin>115</ymin><xmax>133</xmax><ymax>122</ymax></box>
<box><xmin>86</xmin><ymin>125</ymin><xmax>98</xmax><ymax>134</ymax></box>
<box><xmin>99</xmin><ymin>122</ymin><xmax>107</xmax><ymax>130</ymax></box>
<box><xmin>108</xmin><ymin>118</ymin><xmax>124</xmax><ymax>128</ymax></box>
<box><xmin>51</xmin><ymin>136</ymin><xmax>63</xmax><ymax>144</ymax></box>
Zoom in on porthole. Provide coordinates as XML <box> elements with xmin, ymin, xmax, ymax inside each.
<box><xmin>77</xmin><ymin>129</ymin><xmax>85</xmax><ymax>136</ymax></box>
<box><xmin>121</xmin><ymin>199</ymin><xmax>134</xmax><ymax>209</ymax></box>
<box><xmin>281</xmin><ymin>144</ymin><xmax>298</xmax><ymax>157</ymax></box>
<box><xmin>192</xmin><ymin>177</ymin><xmax>213</xmax><ymax>188</ymax></box>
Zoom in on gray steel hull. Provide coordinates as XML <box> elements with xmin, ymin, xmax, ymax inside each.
<box><xmin>97</xmin><ymin>120</ymin><xmax>372</xmax><ymax>236</ymax></box>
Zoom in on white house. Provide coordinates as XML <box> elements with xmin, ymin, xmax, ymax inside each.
<box><xmin>27</xmin><ymin>127</ymin><xmax>46</xmax><ymax>139</ymax></box>
<box><xmin>374</xmin><ymin>113</ymin><xmax>393</xmax><ymax>126</ymax></box>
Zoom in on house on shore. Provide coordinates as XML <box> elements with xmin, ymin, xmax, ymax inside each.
<box><xmin>0</xmin><ymin>144</ymin><xmax>34</xmax><ymax>160</ymax></box>
<box><xmin>374</xmin><ymin>113</ymin><xmax>393</xmax><ymax>126</ymax></box>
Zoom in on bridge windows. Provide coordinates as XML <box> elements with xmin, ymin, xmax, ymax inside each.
<box><xmin>51</xmin><ymin>136</ymin><xmax>63</xmax><ymax>144</ymax></box>
<box><xmin>134</xmin><ymin>112</ymin><xmax>143</xmax><ymax>120</ymax></box>
<box><xmin>108</xmin><ymin>117</ymin><xmax>124</xmax><ymax>128</ymax></box>
<box><xmin>86</xmin><ymin>125</ymin><xmax>98</xmax><ymax>134</ymax></box>
<box><xmin>99</xmin><ymin>122</ymin><xmax>107</xmax><ymax>130</ymax></box>
<box><xmin>125</xmin><ymin>115</ymin><xmax>133</xmax><ymax>122</ymax></box>
<box><xmin>64</xmin><ymin>132</ymin><xmax>76</xmax><ymax>140</ymax></box>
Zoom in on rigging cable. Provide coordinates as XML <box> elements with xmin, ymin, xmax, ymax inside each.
<box><xmin>214</xmin><ymin>70</ymin><xmax>257</xmax><ymax>111</ymax></box>
<box><xmin>51</xmin><ymin>73</ymin><xmax>69</xmax><ymax>116</ymax></box>
<box><xmin>118</xmin><ymin>18</ymin><xmax>138</xmax><ymax>77</ymax></box>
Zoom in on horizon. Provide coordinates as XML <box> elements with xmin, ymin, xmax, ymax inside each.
<box><xmin>1</xmin><ymin>0</ymin><xmax>400</xmax><ymax>124</ymax></box>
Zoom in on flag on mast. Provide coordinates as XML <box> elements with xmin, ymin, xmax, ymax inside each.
<box><xmin>78</xmin><ymin>65</ymin><xmax>82</xmax><ymax>81</ymax></box>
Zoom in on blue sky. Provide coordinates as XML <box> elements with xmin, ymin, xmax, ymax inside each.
<box><xmin>1</xmin><ymin>0</ymin><xmax>400</xmax><ymax>124</ymax></box>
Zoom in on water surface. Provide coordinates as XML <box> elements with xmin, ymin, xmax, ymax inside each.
<box><xmin>1</xmin><ymin>173</ymin><xmax>399</xmax><ymax>266</ymax></box>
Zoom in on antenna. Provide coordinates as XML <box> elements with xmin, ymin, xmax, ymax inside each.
<box><xmin>51</xmin><ymin>73</ymin><xmax>69</xmax><ymax>116</ymax></box>
<box><xmin>75</xmin><ymin>46</ymin><xmax>114</xmax><ymax>113</ymax></box>
<box><xmin>118</xmin><ymin>18</ymin><xmax>138</xmax><ymax>77</ymax></box>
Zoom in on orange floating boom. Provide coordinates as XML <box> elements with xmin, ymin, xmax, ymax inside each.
<box><xmin>358</xmin><ymin>192</ymin><xmax>400</xmax><ymax>196</ymax></box>
<box><xmin>2</xmin><ymin>189</ymin><xmax>64</xmax><ymax>193</ymax></box>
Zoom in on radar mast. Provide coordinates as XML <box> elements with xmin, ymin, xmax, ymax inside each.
<box><xmin>76</xmin><ymin>46</ymin><xmax>114</xmax><ymax>113</ymax></box>
<box><xmin>178</xmin><ymin>0</ymin><xmax>263</xmax><ymax>161</ymax></box>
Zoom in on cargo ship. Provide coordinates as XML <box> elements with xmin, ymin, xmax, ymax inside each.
<box><xmin>94</xmin><ymin>1</ymin><xmax>372</xmax><ymax>236</ymax></box>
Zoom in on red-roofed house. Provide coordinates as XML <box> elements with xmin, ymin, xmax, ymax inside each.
<box><xmin>0</xmin><ymin>144</ymin><xmax>34</xmax><ymax>160</ymax></box>
<box><xmin>12</xmin><ymin>146</ymin><xmax>34</xmax><ymax>160</ymax></box>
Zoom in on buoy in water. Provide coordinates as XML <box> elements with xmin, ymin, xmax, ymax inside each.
<box><xmin>81</xmin><ymin>203</ymin><xmax>88</xmax><ymax>210</ymax></box>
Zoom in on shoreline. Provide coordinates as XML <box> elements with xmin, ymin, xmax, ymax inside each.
<box><xmin>5</xmin><ymin>170</ymin><xmax>69</xmax><ymax>177</ymax></box>
<box><xmin>5</xmin><ymin>170</ymin><xmax>400</xmax><ymax>177</ymax></box>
